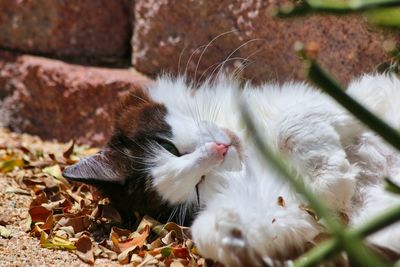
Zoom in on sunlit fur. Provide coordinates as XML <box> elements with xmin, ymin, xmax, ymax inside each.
<box><xmin>146</xmin><ymin>76</ymin><xmax>245</xmax><ymax>207</ymax></box>
<box><xmin>144</xmin><ymin>73</ymin><xmax>400</xmax><ymax>264</ymax></box>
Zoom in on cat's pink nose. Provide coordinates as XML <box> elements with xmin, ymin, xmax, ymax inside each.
<box><xmin>215</xmin><ymin>143</ymin><xmax>229</xmax><ymax>157</ymax></box>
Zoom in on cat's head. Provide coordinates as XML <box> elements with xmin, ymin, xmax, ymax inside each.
<box><xmin>63</xmin><ymin>77</ymin><xmax>243</xmax><ymax>224</ymax></box>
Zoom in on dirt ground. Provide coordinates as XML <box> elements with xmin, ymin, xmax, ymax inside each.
<box><xmin>0</xmin><ymin>129</ymin><xmax>122</xmax><ymax>266</ymax></box>
<box><xmin>0</xmin><ymin>175</ymin><xmax>124</xmax><ymax>267</ymax></box>
<box><xmin>0</xmin><ymin>127</ymin><xmax>205</xmax><ymax>267</ymax></box>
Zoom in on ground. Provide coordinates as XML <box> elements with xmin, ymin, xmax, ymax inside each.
<box><xmin>0</xmin><ymin>128</ymin><xmax>204</xmax><ymax>267</ymax></box>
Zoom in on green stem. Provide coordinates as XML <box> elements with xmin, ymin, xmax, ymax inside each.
<box><xmin>295</xmin><ymin>204</ymin><xmax>400</xmax><ymax>266</ymax></box>
<box><xmin>349</xmin><ymin>204</ymin><xmax>400</xmax><ymax>238</ymax></box>
<box><xmin>278</xmin><ymin>0</ymin><xmax>400</xmax><ymax>16</ymax></box>
<box><xmin>294</xmin><ymin>239</ymin><xmax>339</xmax><ymax>267</ymax></box>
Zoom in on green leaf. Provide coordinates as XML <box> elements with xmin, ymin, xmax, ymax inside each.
<box><xmin>41</xmin><ymin>235</ymin><xmax>76</xmax><ymax>250</ymax></box>
<box><xmin>365</xmin><ymin>7</ymin><xmax>400</xmax><ymax>26</ymax></box>
<box><xmin>384</xmin><ymin>177</ymin><xmax>400</xmax><ymax>194</ymax></box>
<box><xmin>0</xmin><ymin>158</ymin><xmax>24</xmax><ymax>173</ymax></box>
<box><xmin>306</xmin><ymin>0</ymin><xmax>351</xmax><ymax>10</ymax></box>
<box><xmin>161</xmin><ymin>247</ymin><xmax>173</xmax><ymax>258</ymax></box>
<box><xmin>306</xmin><ymin>0</ymin><xmax>400</xmax><ymax>10</ymax></box>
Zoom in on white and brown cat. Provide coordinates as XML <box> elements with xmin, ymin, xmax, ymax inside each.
<box><xmin>63</xmin><ymin>73</ymin><xmax>400</xmax><ymax>265</ymax></box>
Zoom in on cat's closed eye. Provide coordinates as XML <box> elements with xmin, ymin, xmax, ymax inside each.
<box><xmin>156</xmin><ymin>139</ymin><xmax>181</xmax><ymax>156</ymax></box>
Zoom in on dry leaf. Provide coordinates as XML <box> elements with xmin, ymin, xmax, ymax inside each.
<box><xmin>154</xmin><ymin>222</ymin><xmax>188</xmax><ymax>240</ymax></box>
<box><xmin>171</xmin><ymin>247</ymin><xmax>190</xmax><ymax>259</ymax></box>
<box><xmin>0</xmin><ymin>225</ymin><xmax>12</xmax><ymax>238</ymax></box>
<box><xmin>137</xmin><ymin>253</ymin><xmax>158</xmax><ymax>267</ymax></box>
<box><xmin>137</xmin><ymin>215</ymin><xmax>161</xmax><ymax>232</ymax></box>
<box><xmin>170</xmin><ymin>260</ymin><xmax>185</xmax><ymax>267</ymax></box>
<box><xmin>75</xmin><ymin>235</ymin><xmax>95</xmax><ymax>264</ymax></box>
<box><xmin>29</xmin><ymin>206</ymin><xmax>52</xmax><ymax>223</ymax></box>
<box><xmin>277</xmin><ymin>196</ymin><xmax>285</xmax><ymax>207</ymax></box>
<box><xmin>43</xmin><ymin>165</ymin><xmax>63</xmax><ymax>180</ymax></box>
<box><xmin>98</xmin><ymin>245</ymin><xmax>118</xmax><ymax>260</ymax></box>
<box><xmin>117</xmin><ymin>244</ymin><xmax>139</xmax><ymax>264</ymax></box>
<box><xmin>5</xmin><ymin>186</ymin><xmax>31</xmax><ymax>195</ymax></box>
<box><xmin>57</xmin><ymin>216</ymin><xmax>90</xmax><ymax>233</ymax></box>
<box><xmin>119</xmin><ymin>225</ymin><xmax>150</xmax><ymax>252</ymax></box>
<box><xmin>63</xmin><ymin>140</ymin><xmax>75</xmax><ymax>159</ymax></box>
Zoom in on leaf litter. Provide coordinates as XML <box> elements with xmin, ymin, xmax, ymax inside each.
<box><xmin>0</xmin><ymin>128</ymin><xmax>211</xmax><ymax>266</ymax></box>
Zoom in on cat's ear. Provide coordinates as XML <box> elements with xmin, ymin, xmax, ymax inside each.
<box><xmin>62</xmin><ymin>148</ymin><xmax>127</xmax><ymax>184</ymax></box>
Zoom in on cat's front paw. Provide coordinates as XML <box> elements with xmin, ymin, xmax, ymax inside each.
<box><xmin>216</xmin><ymin>211</ymin><xmax>269</xmax><ymax>267</ymax></box>
<box><xmin>191</xmin><ymin>209</ymin><xmax>241</xmax><ymax>266</ymax></box>
<box><xmin>196</xmin><ymin>142</ymin><xmax>229</xmax><ymax>170</ymax></box>
<box><xmin>193</xmin><ymin>210</ymin><xmax>272</xmax><ymax>267</ymax></box>
<box><xmin>312</xmin><ymin>163</ymin><xmax>358</xmax><ymax>211</ymax></box>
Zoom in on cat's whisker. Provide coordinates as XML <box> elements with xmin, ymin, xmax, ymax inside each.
<box><xmin>167</xmin><ymin>206</ymin><xmax>179</xmax><ymax>223</ymax></box>
<box><xmin>177</xmin><ymin>45</ymin><xmax>188</xmax><ymax>75</ymax></box>
<box><xmin>230</xmin><ymin>48</ymin><xmax>263</xmax><ymax>82</ymax></box>
<box><xmin>179</xmin><ymin>79</ymin><xmax>208</xmax><ymax>149</ymax></box>
<box><xmin>208</xmin><ymin>57</ymin><xmax>250</xmax><ymax>81</ymax></box>
<box><xmin>180</xmin><ymin>202</ymin><xmax>190</xmax><ymax>226</ymax></box>
<box><xmin>127</xmin><ymin>91</ymin><xmax>150</xmax><ymax>104</ymax></box>
<box><xmin>232</xmin><ymin>61</ymin><xmax>253</xmax><ymax>82</ymax></box>
<box><xmin>184</xmin><ymin>45</ymin><xmax>207</xmax><ymax>79</ymax></box>
<box><xmin>198</xmin><ymin>57</ymin><xmax>248</xmax><ymax>83</ymax></box>
<box><xmin>193</xmin><ymin>29</ymin><xmax>238</xmax><ymax>86</ymax></box>
<box><xmin>214</xmin><ymin>39</ymin><xmax>265</xmax><ymax>80</ymax></box>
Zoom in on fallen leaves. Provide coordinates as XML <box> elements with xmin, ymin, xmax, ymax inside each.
<box><xmin>0</xmin><ymin>225</ymin><xmax>12</xmax><ymax>238</ymax></box>
<box><xmin>75</xmin><ymin>235</ymin><xmax>95</xmax><ymax>264</ymax></box>
<box><xmin>0</xmin><ymin>157</ymin><xmax>24</xmax><ymax>173</ymax></box>
<box><xmin>0</xmin><ymin>128</ymin><xmax>208</xmax><ymax>266</ymax></box>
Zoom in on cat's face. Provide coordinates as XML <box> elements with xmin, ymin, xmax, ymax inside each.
<box><xmin>63</xmin><ymin>78</ymin><xmax>243</xmax><ymax>224</ymax></box>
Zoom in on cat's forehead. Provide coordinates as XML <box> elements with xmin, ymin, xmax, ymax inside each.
<box><xmin>115</xmin><ymin>87</ymin><xmax>171</xmax><ymax>139</ymax></box>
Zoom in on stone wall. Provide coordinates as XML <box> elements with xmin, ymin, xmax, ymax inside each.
<box><xmin>0</xmin><ymin>0</ymin><xmax>399</xmax><ymax>145</ymax></box>
<box><xmin>132</xmin><ymin>0</ymin><xmax>399</xmax><ymax>85</ymax></box>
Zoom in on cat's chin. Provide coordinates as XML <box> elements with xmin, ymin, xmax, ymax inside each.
<box><xmin>220</xmin><ymin>146</ymin><xmax>242</xmax><ymax>171</ymax></box>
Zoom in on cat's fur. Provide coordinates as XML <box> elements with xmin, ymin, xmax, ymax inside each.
<box><xmin>63</xmin><ymin>73</ymin><xmax>400</xmax><ymax>265</ymax></box>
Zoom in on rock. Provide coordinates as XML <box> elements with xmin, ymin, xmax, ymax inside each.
<box><xmin>0</xmin><ymin>50</ymin><xmax>152</xmax><ymax>146</ymax></box>
<box><xmin>132</xmin><ymin>0</ymin><xmax>399</xmax><ymax>85</ymax></box>
<box><xmin>0</xmin><ymin>0</ymin><xmax>133</xmax><ymax>59</ymax></box>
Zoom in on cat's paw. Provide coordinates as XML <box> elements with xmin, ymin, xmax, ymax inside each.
<box><xmin>313</xmin><ymin>163</ymin><xmax>358</xmax><ymax>211</ymax></box>
<box><xmin>191</xmin><ymin>209</ymin><xmax>242</xmax><ymax>265</ymax></box>
<box><xmin>196</xmin><ymin>142</ymin><xmax>229</xmax><ymax>169</ymax></box>
<box><xmin>193</xmin><ymin>210</ymin><xmax>272</xmax><ymax>267</ymax></box>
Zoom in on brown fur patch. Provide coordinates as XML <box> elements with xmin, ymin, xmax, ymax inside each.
<box><xmin>114</xmin><ymin>87</ymin><xmax>170</xmax><ymax>139</ymax></box>
<box><xmin>65</xmin><ymin>86</ymin><xmax>192</xmax><ymax>225</ymax></box>
<box><xmin>101</xmin><ymin>87</ymin><xmax>178</xmax><ymax>224</ymax></box>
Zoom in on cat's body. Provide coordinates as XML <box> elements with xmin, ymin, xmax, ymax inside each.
<box><xmin>64</xmin><ymin>73</ymin><xmax>400</xmax><ymax>265</ymax></box>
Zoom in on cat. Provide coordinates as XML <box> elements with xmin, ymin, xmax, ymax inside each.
<box><xmin>63</xmin><ymin>73</ymin><xmax>400</xmax><ymax>265</ymax></box>
<box><xmin>191</xmin><ymin>73</ymin><xmax>400</xmax><ymax>264</ymax></box>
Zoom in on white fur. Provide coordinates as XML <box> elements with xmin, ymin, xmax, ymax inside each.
<box><xmin>144</xmin><ymin>73</ymin><xmax>400</xmax><ymax>264</ymax></box>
